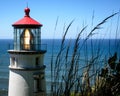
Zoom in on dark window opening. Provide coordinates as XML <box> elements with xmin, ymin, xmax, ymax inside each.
<box><xmin>11</xmin><ymin>57</ymin><xmax>15</xmax><ymax>66</ymax></box>
<box><xmin>36</xmin><ymin>57</ymin><xmax>39</xmax><ymax>66</ymax></box>
<box><xmin>33</xmin><ymin>74</ymin><xmax>44</xmax><ymax>93</ymax></box>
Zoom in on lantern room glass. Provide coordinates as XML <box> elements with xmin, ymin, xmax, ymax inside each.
<box><xmin>14</xmin><ymin>27</ymin><xmax>41</xmax><ymax>51</ymax></box>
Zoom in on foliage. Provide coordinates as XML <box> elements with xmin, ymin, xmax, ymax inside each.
<box><xmin>50</xmin><ymin>13</ymin><xmax>119</xmax><ymax>96</ymax></box>
<box><xmin>95</xmin><ymin>52</ymin><xmax>120</xmax><ymax>96</ymax></box>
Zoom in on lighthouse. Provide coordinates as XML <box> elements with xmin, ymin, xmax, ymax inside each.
<box><xmin>8</xmin><ymin>7</ymin><xmax>46</xmax><ymax>96</ymax></box>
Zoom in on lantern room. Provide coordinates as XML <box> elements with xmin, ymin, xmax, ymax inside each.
<box><xmin>12</xmin><ymin>7</ymin><xmax>43</xmax><ymax>51</ymax></box>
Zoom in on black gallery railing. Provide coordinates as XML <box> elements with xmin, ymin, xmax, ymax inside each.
<box><xmin>8</xmin><ymin>44</ymin><xmax>47</xmax><ymax>51</ymax></box>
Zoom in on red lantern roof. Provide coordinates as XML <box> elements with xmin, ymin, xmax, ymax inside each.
<box><xmin>12</xmin><ymin>7</ymin><xmax>42</xmax><ymax>27</ymax></box>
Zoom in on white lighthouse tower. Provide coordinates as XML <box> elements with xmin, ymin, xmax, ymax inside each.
<box><xmin>8</xmin><ymin>7</ymin><xmax>46</xmax><ymax>96</ymax></box>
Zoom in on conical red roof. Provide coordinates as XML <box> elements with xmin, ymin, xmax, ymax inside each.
<box><xmin>12</xmin><ymin>7</ymin><xmax>42</xmax><ymax>27</ymax></box>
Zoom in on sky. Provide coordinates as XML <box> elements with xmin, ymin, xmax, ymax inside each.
<box><xmin>0</xmin><ymin>0</ymin><xmax>120</xmax><ymax>39</ymax></box>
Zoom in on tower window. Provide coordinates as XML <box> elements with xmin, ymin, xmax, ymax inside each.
<box><xmin>33</xmin><ymin>73</ymin><xmax>44</xmax><ymax>93</ymax></box>
<box><xmin>36</xmin><ymin>57</ymin><xmax>39</xmax><ymax>66</ymax></box>
<box><xmin>34</xmin><ymin>78</ymin><xmax>40</xmax><ymax>92</ymax></box>
<box><xmin>11</xmin><ymin>57</ymin><xmax>15</xmax><ymax>66</ymax></box>
<box><xmin>11</xmin><ymin>57</ymin><xmax>17</xmax><ymax>67</ymax></box>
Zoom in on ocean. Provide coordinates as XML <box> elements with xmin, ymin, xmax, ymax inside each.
<box><xmin>0</xmin><ymin>39</ymin><xmax>120</xmax><ymax>96</ymax></box>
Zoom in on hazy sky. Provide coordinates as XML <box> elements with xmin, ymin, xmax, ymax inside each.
<box><xmin>0</xmin><ymin>0</ymin><xmax>120</xmax><ymax>39</ymax></box>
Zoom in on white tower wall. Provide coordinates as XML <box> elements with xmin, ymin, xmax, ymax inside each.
<box><xmin>9</xmin><ymin>54</ymin><xmax>44</xmax><ymax>68</ymax></box>
<box><xmin>8</xmin><ymin>52</ymin><xmax>46</xmax><ymax>96</ymax></box>
<box><xmin>8</xmin><ymin>70</ymin><xmax>34</xmax><ymax>96</ymax></box>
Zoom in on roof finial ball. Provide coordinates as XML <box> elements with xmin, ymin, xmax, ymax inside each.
<box><xmin>24</xmin><ymin>7</ymin><xmax>30</xmax><ymax>17</ymax></box>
